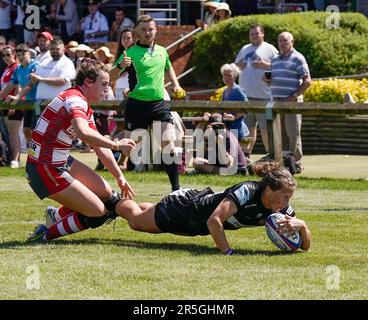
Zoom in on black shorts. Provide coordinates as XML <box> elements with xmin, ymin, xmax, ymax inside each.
<box><xmin>124</xmin><ymin>97</ymin><xmax>173</xmax><ymax>131</ymax></box>
<box><xmin>3</xmin><ymin>110</ymin><xmax>23</xmax><ymax>121</ymax></box>
<box><xmin>154</xmin><ymin>188</ymin><xmax>214</xmax><ymax>236</ymax></box>
<box><xmin>23</xmin><ymin>110</ymin><xmax>38</xmax><ymax>129</ymax></box>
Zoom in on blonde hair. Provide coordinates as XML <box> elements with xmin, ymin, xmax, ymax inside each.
<box><xmin>220</xmin><ymin>63</ymin><xmax>240</xmax><ymax>78</ymax></box>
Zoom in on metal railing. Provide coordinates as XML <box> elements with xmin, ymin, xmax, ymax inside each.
<box><xmin>164</xmin><ymin>27</ymin><xmax>202</xmax><ymax>87</ymax></box>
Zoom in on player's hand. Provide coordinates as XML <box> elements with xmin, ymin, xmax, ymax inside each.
<box><xmin>119</xmin><ymin>51</ymin><xmax>131</xmax><ymax>69</ymax></box>
<box><xmin>277</xmin><ymin>215</ymin><xmax>305</xmax><ymax>233</ymax></box>
<box><xmin>116</xmin><ymin>176</ymin><xmax>136</xmax><ymax>200</ymax></box>
<box><xmin>116</xmin><ymin>138</ymin><xmax>136</xmax><ymax>156</ymax></box>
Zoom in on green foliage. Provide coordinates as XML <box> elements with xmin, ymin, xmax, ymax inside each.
<box><xmin>193</xmin><ymin>12</ymin><xmax>368</xmax><ymax>84</ymax></box>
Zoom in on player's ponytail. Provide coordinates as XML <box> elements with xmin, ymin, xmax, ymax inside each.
<box><xmin>251</xmin><ymin>159</ymin><xmax>296</xmax><ymax>191</ymax></box>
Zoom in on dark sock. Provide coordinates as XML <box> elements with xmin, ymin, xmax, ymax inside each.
<box><xmin>162</xmin><ymin>161</ymin><xmax>180</xmax><ymax>191</ymax></box>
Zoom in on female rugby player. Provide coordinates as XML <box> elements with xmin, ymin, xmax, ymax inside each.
<box><xmin>27</xmin><ymin>59</ymin><xmax>136</xmax><ymax>242</ymax></box>
<box><xmin>115</xmin><ymin>160</ymin><xmax>311</xmax><ymax>254</ymax></box>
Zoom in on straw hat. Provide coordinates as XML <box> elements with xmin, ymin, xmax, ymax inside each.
<box><xmin>65</xmin><ymin>41</ymin><xmax>79</xmax><ymax>50</ymax></box>
<box><xmin>69</xmin><ymin>44</ymin><xmax>94</xmax><ymax>53</ymax></box>
<box><xmin>204</xmin><ymin>1</ymin><xmax>219</xmax><ymax>9</ymax></box>
<box><xmin>216</xmin><ymin>2</ymin><xmax>231</xmax><ymax>15</ymax></box>
<box><xmin>93</xmin><ymin>46</ymin><xmax>114</xmax><ymax>61</ymax></box>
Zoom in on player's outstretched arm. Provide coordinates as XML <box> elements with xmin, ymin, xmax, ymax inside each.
<box><xmin>207</xmin><ymin>198</ymin><xmax>238</xmax><ymax>255</ymax></box>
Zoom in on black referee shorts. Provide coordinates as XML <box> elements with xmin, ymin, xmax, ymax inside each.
<box><xmin>124</xmin><ymin>97</ymin><xmax>173</xmax><ymax>131</ymax></box>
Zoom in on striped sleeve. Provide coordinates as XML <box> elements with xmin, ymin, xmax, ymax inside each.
<box><xmin>224</xmin><ymin>184</ymin><xmax>251</xmax><ymax>210</ymax></box>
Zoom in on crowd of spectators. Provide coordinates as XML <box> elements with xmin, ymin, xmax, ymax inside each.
<box><xmin>0</xmin><ymin>0</ymin><xmax>312</xmax><ymax>177</ymax></box>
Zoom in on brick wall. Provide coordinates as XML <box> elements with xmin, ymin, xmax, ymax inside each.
<box><xmin>156</xmin><ymin>25</ymin><xmax>196</xmax><ymax>80</ymax></box>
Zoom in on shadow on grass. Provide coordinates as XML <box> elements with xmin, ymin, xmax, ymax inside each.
<box><xmin>0</xmin><ymin>238</ymin><xmax>293</xmax><ymax>256</ymax></box>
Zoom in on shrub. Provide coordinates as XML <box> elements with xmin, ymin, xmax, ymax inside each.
<box><xmin>193</xmin><ymin>12</ymin><xmax>368</xmax><ymax>85</ymax></box>
<box><xmin>305</xmin><ymin>78</ymin><xmax>368</xmax><ymax>103</ymax></box>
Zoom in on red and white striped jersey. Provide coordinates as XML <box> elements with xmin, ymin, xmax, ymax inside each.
<box><xmin>27</xmin><ymin>86</ymin><xmax>97</xmax><ymax>166</ymax></box>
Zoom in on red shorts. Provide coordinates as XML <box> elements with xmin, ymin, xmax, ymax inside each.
<box><xmin>26</xmin><ymin>156</ymin><xmax>75</xmax><ymax>200</ymax></box>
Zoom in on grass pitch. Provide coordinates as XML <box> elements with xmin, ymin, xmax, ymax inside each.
<box><xmin>0</xmin><ymin>163</ymin><xmax>367</xmax><ymax>300</ymax></box>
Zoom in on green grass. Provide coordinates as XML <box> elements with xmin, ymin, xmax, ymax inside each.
<box><xmin>0</xmin><ymin>168</ymin><xmax>367</xmax><ymax>300</ymax></box>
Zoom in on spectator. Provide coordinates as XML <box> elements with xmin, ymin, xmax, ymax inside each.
<box><xmin>1</xmin><ymin>43</ymin><xmax>39</xmax><ymax>142</ymax></box>
<box><xmin>13</xmin><ymin>0</ymin><xmax>25</xmax><ymax>44</ymax></box>
<box><xmin>109</xmin><ymin>6</ymin><xmax>134</xmax><ymax>42</ymax></box>
<box><xmin>53</xmin><ymin>0</ymin><xmax>79</xmax><ymax>43</ymax></box>
<box><xmin>64</xmin><ymin>40</ymin><xmax>78</xmax><ymax>61</ymax></box>
<box><xmin>266</xmin><ymin>32</ymin><xmax>312</xmax><ymax>170</ymax></box>
<box><xmin>192</xmin><ymin>116</ymin><xmax>248</xmax><ymax>175</ymax></box>
<box><xmin>220</xmin><ymin>63</ymin><xmax>249</xmax><ymax>141</ymax></box>
<box><xmin>235</xmin><ymin>24</ymin><xmax>278</xmax><ymax>158</ymax></box>
<box><xmin>111</xmin><ymin>28</ymin><xmax>135</xmax><ymax>101</ymax></box>
<box><xmin>93</xmin><ymin>46</ymin><xmax>114</xmax><ymax>70</ymax></box>
<box><xmin>202</xmin><ymin>1</ymin><xmax>219</xmax><ymax>29</ymax></box>
<box><xmin>0</xmin><ymin>0</ymin><xmax>11</xmax><ymax>40</ymax></box>
<box><xmin>7</xmin><ymin>38</ymin><xmax>18</xmax><ymax>48</ymax></box>
<box><xmin>69</xmin><ymin>43</ymin><xmax>93</xmax><ymax>69</ymax></box>
<box><xmin>214</xmin><ymin>2</ymin><xmax>231</xmax><ymax>23</ymax></box>
<box><xmin>79</xmin><ymin>0</ymin><xmax>109</xmax><ymax>44</ymax></box>
<box><xmin>0</xmin><ymin>35</ymin><xmax>6</xmax><ymax>75</ymax></box>
<box><xmin>92</xmin><ymin>45</ymin><xmax>115</xmax><ymax>137</ymax></box>
<box><xmin>35</xmin><ymin>31</ymin><xmax>53</xmax><ymax>64</ymax></box>
<box><xmin>13</xmin><ymin>39</ymin><xmax>76</xmax><ymax>102</ymax></box>
<box><xmin>0</xmin><ymin>45</ymin><xmax>21</xmax><ymax>168</ymax></box>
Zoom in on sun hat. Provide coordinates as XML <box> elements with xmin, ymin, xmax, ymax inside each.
<box><xmin>69</xmin><ymin>44</ymin><xmax>94</xmax><ymax>53</ymax></box>
<box><xmin>93</xmin><ymin>46</ymin><xmax>114</xmax><ymax>61</ymax></box>
<box><xmin>65</xmin><ymin>41</ymin><xmax>79</xmax><ymax>50</ymax></box>
<box><xmin>215</xmin><ymin>2</ymin><xmax>231</xmax><ymax>15</ymax></box>
<box><xmin>204</xmin><ymin>1</ymin><xmax>220</xmax><ymax>9</ymax></box>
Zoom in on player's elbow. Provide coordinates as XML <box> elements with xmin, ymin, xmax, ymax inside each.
<box><xmin>207</xmin><ymin>216</ymin><xmax>222</xmax><ymax>231</ymax></box>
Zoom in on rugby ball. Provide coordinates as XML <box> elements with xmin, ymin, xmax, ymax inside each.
<box><xmin>265</xmin><ymin>213</ymin><xmax>302</xmax><ymax>251</ymax></box>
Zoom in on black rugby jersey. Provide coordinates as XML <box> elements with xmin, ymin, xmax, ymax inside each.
<box><xmin>156</xmin><ymin>182</ymin><xmax>295</xmax><ymax>236</ymax></box>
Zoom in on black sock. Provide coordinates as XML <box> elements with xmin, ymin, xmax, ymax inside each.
<box><xmin>162</xmin><ymin>160</ymin><xmax>180</xmax><ymax>191</ymax></box>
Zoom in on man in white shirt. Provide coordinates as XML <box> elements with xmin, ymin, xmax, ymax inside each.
<box><xmin>36</xmin><ymin>31</ymin><xmax>53</xmax><ymax>65</ymax></box>
<box><xmin>109</xmin><ymin>6</ymin><xmax>135</xmax><ymax>41</ymax></box>
<box><xmin>235</xmin><ymin>24</ymin><xmax>278</xmax><ymax>158</ymax></box>
<box><xmin>80</xmin><ymin>0</ymin><xmax>109</xmax><ymax>44</ymax></box>
<box><xmin>14</xmin><ymin>39</ymin><xmax>76</xmax><ymax>102</ymax></box>
<box><xmin>32</xmin><ymin>39</ymin><xmax>76</xmax><ymax>100</ymax></box>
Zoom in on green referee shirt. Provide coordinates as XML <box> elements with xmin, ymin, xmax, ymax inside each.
<box><xmin>115</xmin><ymin>43</ymin><xmax>171</xmax><ymax>101</ymax></box>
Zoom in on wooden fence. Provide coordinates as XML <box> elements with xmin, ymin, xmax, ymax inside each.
<box><xmin>1</xmin><ymin>100</ymin><xmax>368</xmax><ymax>164</ymax></box>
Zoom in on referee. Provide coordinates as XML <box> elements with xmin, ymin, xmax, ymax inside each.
<box><xmin>111</xmin><ymin>15</ymin><xmax>184</xmax><ymax>191</ymax></box>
